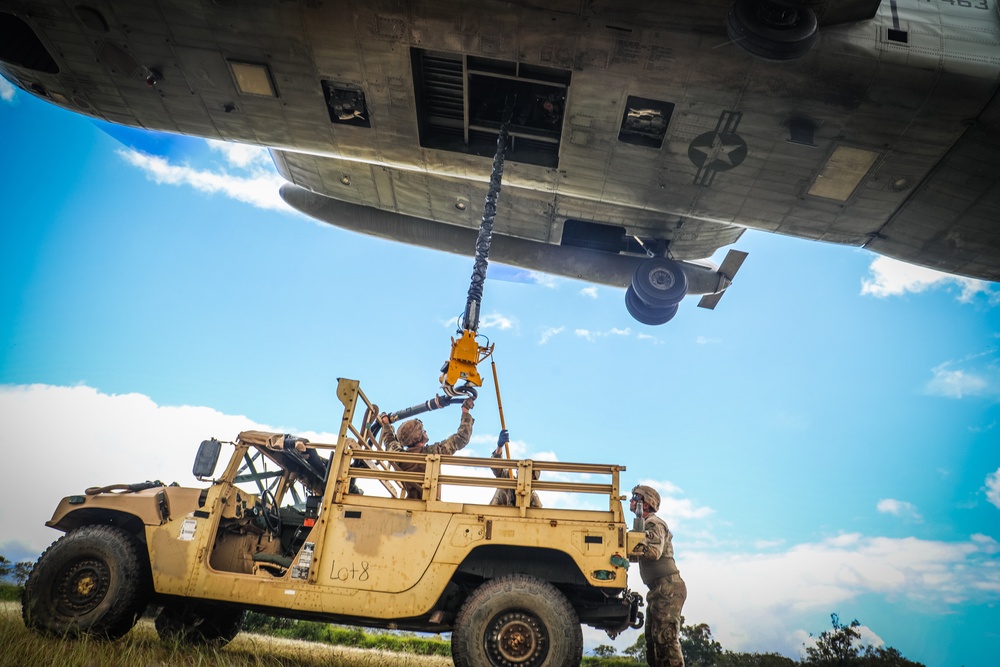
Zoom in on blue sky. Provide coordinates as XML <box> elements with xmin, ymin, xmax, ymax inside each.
<box><xmin>1</xmin><ymin>77</ymin><xmax>999</xmax><ymax>666</ymax></box>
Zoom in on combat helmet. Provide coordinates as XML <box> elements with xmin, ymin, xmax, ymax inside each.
<box><xmin>631</xmin><ymin>484</ymin><xmax>661</xmax><ymax>512</ymax></box>
<box><xmin>397</xmin><ymin>419</ymin><xmax>427</xmax><ymax>448</ymax></box>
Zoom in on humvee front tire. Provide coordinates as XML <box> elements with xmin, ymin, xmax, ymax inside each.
<box><xmin>155</xmin><ymin>601</ymin><xmax>245</xmax><ymax>645</ymax></box>
<box><xmin>21</xmin><ymin>525</ymin><xmax>149</xmax><ymax>639</ymax></box>
<box><xmin>452</xmin><ymin>574</ymin><xmax>583</xmax><ymax>667</ymax></box>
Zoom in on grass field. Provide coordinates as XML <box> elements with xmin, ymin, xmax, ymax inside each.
<box><xmin>0</xmin><ymin>602</ymin><xmax>451</xmax><ymax>667</ymax></box>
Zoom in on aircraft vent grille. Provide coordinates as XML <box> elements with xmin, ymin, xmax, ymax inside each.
<box><xmin>412</xmin><ymin>48</ymin><xmax>569</xmax><ymax>168</ymax></box>
<box><xmin>421</xmin><ymin>54</ymin><xmax>464</xmax><ymax>130</ymax></box>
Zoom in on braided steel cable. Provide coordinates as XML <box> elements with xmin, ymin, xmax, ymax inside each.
<box><xmin>462</xmin><ymin>113</ymin><xmax>511</xmax><ymax>333</ymax></box>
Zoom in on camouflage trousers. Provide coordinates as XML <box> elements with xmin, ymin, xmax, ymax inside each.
<box><xmin>645</xmin><ymin>574</ymin><xmax>687</xmax><ymax>667</ymax></box>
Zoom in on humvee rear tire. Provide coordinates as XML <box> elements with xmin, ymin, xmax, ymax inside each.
<box><xmin>21</xmin><ymin>525</ymin><xmax>149</xmax><ymax>639</ymax></box>
<box><xmin>452</xmin><ymin>574</ymin><xmax>583</xmax><ymax>667</ymax></box>
<box><xmin>155</xmin><ymin>601</ymin><xmax>245</xmax><ymax>646</ymax></box>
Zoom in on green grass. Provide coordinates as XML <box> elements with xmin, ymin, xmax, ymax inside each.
<box><xmin>0</xmin><ymin>603</ymin><xmax>451</xmax><ymax>667</ymax></box>
<box><xmin>242</xmin><ymin>612</ymin><xmax>450</xmax><ymax>656</ymax></box>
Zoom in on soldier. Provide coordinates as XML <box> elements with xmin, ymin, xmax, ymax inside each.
<box><xmin>379</xmin><ymin>398</ymin><xmax>474</xmax><ymax>499</ymax></box>
<box><xmin>630</xmin><ymin>485</ymin><xmax>686</xmax><ymax>667</ymax></box>
<box><xmin>488</xmin><ymin>430</ymin><xmax>542</xmax><ymax>508</ymax></box>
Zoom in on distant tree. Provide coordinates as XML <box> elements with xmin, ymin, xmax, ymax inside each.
<box><xmin>803</xmin><ymin>614</ymin><xmax>925</xmax><ymax>667</ymax></box>
<box><xmin>805</xmin><ymin>613</ymin><xmax>863</xmax><ymax>664</ymax></box>
<box><xmin>624</xmin><ymin>633</ymin><xmax>646</xmax><ymax>663</ymax></box>
<box><xmin>13</xmin><ymin>561</ymin><xmax>33</xmax><ymax>585</ymax></box>
<box><xmin>0</xmin><ymin>556</ymin><xmax>12</xmax><ymax>580</ymax></box>
<box><xmin>681</xmin><ymin>618</ymin><xmax>723</xmax><ymax>666</ymax></box>
<box><xmin>717</xmin><ymin>651</ymin><xmax>797</xmax><ymax>667</ymax></box>
<box><xmin>857</xmin><ymin>646</ymin><xmax>925</xmax><ymax>667</ymax></box>
<box><xmin>614</xmin><ymin>612</ymin><xmax>924</xmax><ymax>667</ymax></box>
<box><xmin>593</xmin><ymin>644</ymin><xmax>618</xmax><ymax>658</ymax></box>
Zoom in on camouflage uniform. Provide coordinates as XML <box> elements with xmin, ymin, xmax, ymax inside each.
<box><xmin>633</xmin><ymin>495</ymin><xmax>686</xmax><ymax>667</ymax></box>
<box><xmin>384</xmin><ymin>412</ymin><xmax>474</xmax><ymax>499</ymax></box>
<box><xmin>489</xmin><ymin>448</ymin><xmax>542</xmax><ymax>508</ymax></box>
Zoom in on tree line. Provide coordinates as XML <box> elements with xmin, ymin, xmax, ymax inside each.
<box><xmin>587</xmin><ymin>614</ymin><xmax>925</xmax><ymax>667</ymax></box>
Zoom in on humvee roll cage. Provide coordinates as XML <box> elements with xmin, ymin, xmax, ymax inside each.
<box><xmin>221</xmin><ymin>378</ymin><xmax>628</xmax><ymax>519</ymax></box>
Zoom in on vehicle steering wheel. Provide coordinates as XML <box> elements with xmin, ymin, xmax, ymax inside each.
<box><xmin>259</xmin><ymin>489</ymin><xmax>282</xmax><ymax>535</ymax></box>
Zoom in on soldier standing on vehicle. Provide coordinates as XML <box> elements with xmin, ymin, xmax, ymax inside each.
<box><xmin>629</xmin><ymin>484</ymin><xmax>686</xmax><ymax>667</ymax></box>
<box><xmin>488</xmin><ymin>429</ymin><xmax>542</xmax><ymax>508</ymax></box>
<box><xmin>379</xmin><ymin>398</ymin><xmax>475</xmax><ymax>499</ymax></box>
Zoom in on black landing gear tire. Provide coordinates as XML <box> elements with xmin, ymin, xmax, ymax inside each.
<box><xmin>626</xmin><ymin>286</ymin><xmax>679</xmax><ymax>325</ymax></box>
<box><xmin>632</xmin><ymin>257</ymin><xmax>688</xmax><ymax>307</ymax></box>
<box><xmin>727</xmin><ymin>0</ymin><xmax>818</xmax><ymax>60</ymax></box>
<box><xmin>21</xmin><ymin>525</ymin><xmax>150</xmax><ymax>639</ymax></box>
<box><xmin>452</xmin><ymin>574</ymin><xmax>583</xmax><ymax>667</ymax></box>
<box><xmin>155</xmin><ymin>601</ymin><xmax>245</xmax><ymax>646</ymax></box>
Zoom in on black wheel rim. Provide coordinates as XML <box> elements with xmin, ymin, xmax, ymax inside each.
<box><xmin>633</xmin><ymin>258</ymin><xmax>687</xmax><ymax>307</ymax></box>
<box><xmin>645</xmin><ymin>265</ymin><xmax>677</xmax><ymax>292</ymax></box>
<box><xmin>485</xmin><ymin>610</ymin><xmax>549</xmax><ymax>667</ymax></box>
<box><xmin>55</xmin><ymin>557</ymin><xmax>110</xmax><ymax>617</ymax></box>
<box><xmin>756</xmin><ymin>1</ymin><xmax>800</xmax><ymax>28</ymax></box>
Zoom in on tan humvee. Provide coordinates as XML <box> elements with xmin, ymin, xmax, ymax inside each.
<box><xmin>22</xmin><ymin>379</ymin><xmax>645</xmax><ymax>666</ymax></box>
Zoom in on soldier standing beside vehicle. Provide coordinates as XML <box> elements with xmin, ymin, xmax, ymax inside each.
<box><xmin>630</xmin><ymin>485</ymin><xmax>686</xmax><ymax>667</ymax></box>
<box><xmin>379</xmin><ymin>398</ymin><xmax>475</xmax><ymax>499</ymax></box>
<box><xmin>489</xmin><ymin>429</ymin><xmax>542</xmax><ymax>508</ymax></box>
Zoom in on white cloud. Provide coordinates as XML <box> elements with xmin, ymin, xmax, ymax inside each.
<box><xmin>526</xmin><ymin>271</ymin><xmax>560</xmax><ymax>288</ymax></box>
<box><xmin>696</xmin><ymin>336</ymin><xmax>721</xmax><ymax>345</ymax></box>
<box><xmin>575</xmin><ymin>327</ymin><xmax>631</xmax><ymax>342</ymax></box>
<box><xmin>754</xmin><ymin>539</ymin><xmax>786</xmax><ymax>549</ymax></box>
<box><xmin>876</xmin><ymin>498</ymin><xmax>922</xmax><ymax>522</ymax></box>
<box><xmin>861</xmin><ymin>256</ymin><xmax>994</xmax><ymax>301</ymax></box>
<box><xmin>986</xmin><ymin>468</ymin><xmax>1000</xmax><ymax>510</ymax></box>
<box><xmin>925</xmin><ymin>363</ymin><xmax>989</xmax><ymax>399</ymax></box>
<box><xmin>580</xmin><ymin>286</ymin><xmax>599</xmax><ymax>299</ymax></box>
<box><xmin>0</xmin><ymin>384</ymin><xmax>282</xmax><ymax>553</ymax></box>
<box><xmin>206</xmin><ymin>139</ymin><xmax>270</xmax><ymax>169</ymax></box>
<box><xmin>0</xmin><ymin>76</ymin><xmax>15</xmax><ymax>103</ymax></box>
<box><xmin>118</xmin><ymin>147</ymin><xmax>290</xmax><ymax>211</ymax></box>
<box><xmin>679</xmin><ymin>533</ymin><xmax>1000</xmax><ymax>657</ymax></box>
<box><xmin>538</xmin><ymin>326</ymin><xmax>564</xmax><ymax>344</ymax></box>
<box><xmin>479</xmin><ymin>312</ymin><xmax>516</xmax><ymax>331</ymax></box>
<box><xmin>971</xmin><ymin>533</ymin><xmax>1000</xmax><ymax>554</ymax></box>
<box><xmin>439</xmin><ymin>312</ymin><xmax>515</xmax><ymax>332</ymax></box>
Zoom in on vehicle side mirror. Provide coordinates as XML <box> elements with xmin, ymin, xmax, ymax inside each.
<box><xmin>193</xmin><ymin>439</ymin><xmax>221</xmax><ymax>479</ymax></box>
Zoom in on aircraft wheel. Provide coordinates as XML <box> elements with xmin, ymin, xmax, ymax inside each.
<box><xmin>727</xmin><ymin>0</ymin><xmax>818</xmax><ymax>60</ymax></box>
<box><xmin>21</xmin><ymin>525</ymin><xmax>150</xmax><ymax>639</ymax></box>
<box><xmin>452</xmin><ymin>574</ymin><xmax>582</xmax><ymax>667</ymax></box>
<box><xmin>632</xmin><ymin>257</ymin><xmax>688</xmax><ymax>307</ymax></box>
<box><xmin>626</xmin><ymin>286</ymin><xmax>679</xmax><ymax>326</ymax></box>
